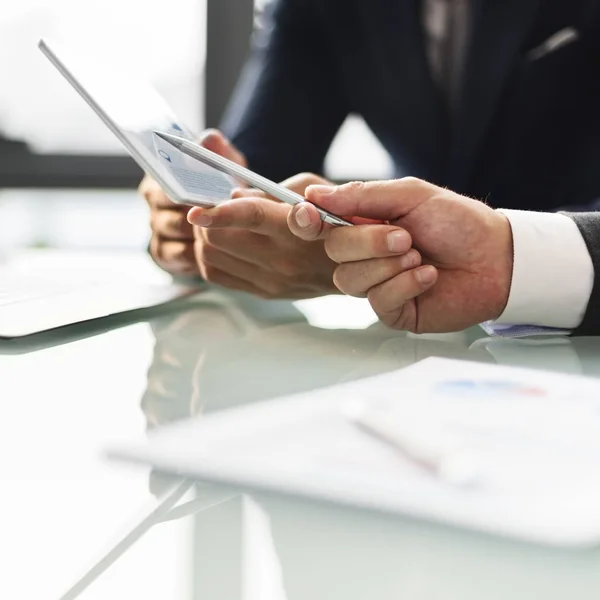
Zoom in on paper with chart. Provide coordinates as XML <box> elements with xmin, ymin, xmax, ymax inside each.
<box><xmin>109</xmin><ymin>358</ymin><xmax>600</xmax><ymax>547</ymax></box>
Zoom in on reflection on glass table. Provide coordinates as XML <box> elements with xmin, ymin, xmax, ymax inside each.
<box><xmin>52</xmin><ymin>291</ymin><xmax>600</xmax><ymax>600</ymax></box>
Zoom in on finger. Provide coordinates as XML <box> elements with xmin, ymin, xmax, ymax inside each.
<box><xmin>198</xmin><ymin>129</ymin><xmax>247</xmax><ymax>167</ymax></box>
<box><xmin>325</xmin><ymin>224</ymin><xmax>412</xmax><ymax>263</ymax></box>
<box><xmin>333</xmin><ymin>250</ymin><xmax>422</xmax><ymax>297</ymax></box>
<box><xmin>187</xmin><ymin>198</ymin><xmax>289</xmax><ymax>236</ymax></box>
<box><xmin>287</xmin><ymin>202</ymin><xmax>330</xmax><ymax>241</ymax></box>
<box><xmin>151</xmin><ymin>209</ymin><xmax>194</xmax><ymax>241</ymax></box>
<box><xmin>279</xmin><ymin>172</ymin><xmax>331</xmax><ymax>195</ymax></box>
<box><xmin>231</xmin><ymin>187</ymin><xmax>268</xmax><ymax>199</ymax></box>
<box><xmin>367</xmin><ymin>265</ymin><xmax>438</xmax><ymax>315</ymax></box>
<box><xmin>194</xmin><ymin>239</ymin><xmax>284</xmax><ymax>297</ymax></box>
<box><xmin>305</xmin><ymin>177</ymin><xmax>435</xmax><ymax>221</ymax></box>
<box><xmin>150</xmin><ymin>236</ymin><xmax>198</xmax><ymax>275</ymax></box>
<box><xmin>193</xmin><ymin>227</ymin><xmax>273</xmax><ymax>268</ymax></box>
<box><xmin>193</xmin><ymin>256</ymin><xmax>279</xmax><ymax>299</ymax></box>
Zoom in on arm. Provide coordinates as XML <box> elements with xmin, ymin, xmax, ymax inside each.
<box><xmin>221</xmin><ymin>0</ymin><xmax>349</xmax><ymax>181</ymax></box>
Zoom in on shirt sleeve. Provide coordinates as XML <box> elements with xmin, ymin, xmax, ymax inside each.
<box><xmin>490</xmin><ymin>209</ymin><xmax>594</xmax><ymax>330</ymax></box>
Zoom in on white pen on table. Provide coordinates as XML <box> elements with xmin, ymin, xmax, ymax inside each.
<box><xmin>342</xmin><ymin>401</ymin><xmax>481</xmax><ymax>488</ymax></box>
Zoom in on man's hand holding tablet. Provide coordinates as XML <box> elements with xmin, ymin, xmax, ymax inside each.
<box><xmin>142</xmin><ymin>130</ymin><xmax>246</xmax><ymax>276</ymax></box>
<box><xmin>144</xmin><ymin>129</ymin><xmax>350</xmax><ymax>298</ymax></box>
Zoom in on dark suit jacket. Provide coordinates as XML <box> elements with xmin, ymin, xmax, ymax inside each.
<box><xmin>570</xmin><ymin>213</ymin><xmax>600</xmax><ymax>334</ymax></box>
<box><xmin>222</xmin><ymin>0</ymin><xmax>600</xmax><ymax>212</ymax></box>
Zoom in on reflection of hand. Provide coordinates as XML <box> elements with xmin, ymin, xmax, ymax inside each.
<box><xmin>288</xmin><ymin>178</ymin><xmax>513</xmax><ymax>333</ymax></box>
<box><xmin>186</xmin><ymin>173</ymin><xmax>339</xmax><ymax>299</ymax></box>
<box><xmin>188</xmin><ymin>322</ymin><xmax>496</xmax><ymax>413</ymax></box>
<box><xmin>338</xmin><ymin>330</ymin><xmax>497</xmax><ymax>382</ymax></box>
<box><xmin>141</xmin><ymin>307</ymin><xmax>240</xmax><ymax>430</ymax></box>
<box><xmin>141</xmin><ymin>130</ymin><xmax>246</xmax><ymax>275</ymax></box>
<box><xmin>143</xmin><ymin>307</ymin><xmax>244</xmax><ymax>498</ymax></box>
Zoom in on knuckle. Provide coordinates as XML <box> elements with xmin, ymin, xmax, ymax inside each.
<box><xmin>386</xmin><ymin>314</ymin><xmax>408</xmax><ymax>331</ymax></box>
<box><xmin>171</xmin><ymin>242</ymin><xmax>191</xmax><ymax>264</ymax></box>
<box><xmin>367</xmin><ymin>286</ymin><xmax>393</xmax><ymax>316</ymax></box>
<box><xmin>296</xmin><ymin>172</ymin><xmax>323</xmax><ymax>188</ymax></box>
<box><xmin>345</xmin><ymin>180</ymin><xmax>365</xmax><ymax>194</ymax></box>
<box><xmin>138</xmin><ymin>175</ymin><xmax>153</xmax><ymax>195</ymax></box>
<box><xmin>400</xmin><ymin>176</ymin><xmax>432</xmax><ymax>194</ymax></box>
<box><xmin>149</xmin><ymin>235</ymin><xmax>162</xmax><ymax>261</ymax></box>
<box><xmin>149</xmin><ymin>211</ymin><xmax>159</xmax><ymax>233</ymax></box>
<box><xmin>169</xmin><ymin>210</ymin><xmax>186</xmax><ymax>232</ymax></box>
<box><xmin>202</xmin><ymin>128</ymin><xmax>220</xmax><ymax>139</ymax></box>
<box><xmin>141</xmin><ymin>184</ymin><xmax>161</xmax><ymax>205</ymax></box>
<box><xmin>393</xmin><ymin>307</ymin><xmax>417</xmax><ymax>333</ymax></box>
<box><xmin>246</xmin><ymin>201</ymin><xmax>267</xmax><ymax>228</ymax></box>
<box><xmin>283</xmin><ymin>172</ymin><xmax>323</xmax><ymax>193</ymax></box>
<box><xmin>323</xmin><ymin>237</ymin><xmax>341</xmax><ymax>263</ymax></box>
<box><xmin>332</xmin><ymin>266</ymin><xmax>355</xmax><ymax>295</ymax></box>
<box><xmin>377</xmin><ymin>312</ymin><xmax>399</xmax><ymax>329</ymax></box>
<box><xmin>400</xmin><ymin>176</ymin><xmax>422</xmax><ymax>188</ymax></box>
<box><xmin>273</xmin><ymin>258</ymin><xmax>303</xmax><ymax>278</ymax></box>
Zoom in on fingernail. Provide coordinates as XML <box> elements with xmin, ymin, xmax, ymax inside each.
<box><xmin>308</xmin><ymin>185</ymin><xmax>334</xmax><ymax>196</ymax></box>
<box><xmin>416</xmin><ymin>266</ymin><xmax>436</xmax><ymax>285</ymax></box>
<box><xmin>295</xmin><ymin>206</ymin><xmax>311</xmax><ymax>228</ymax></box>
<box><xmin>195</xmin><ymin>213</ymin><xmax>212</xmax><ymax>227</ymax></box>
<box><xmin>387</xmin><ymin>231</ymin><xmax>409</xmax><ymax>253</ymax></box>
<box><xmin>404</xmin><ymin>250</ymin><xmax>420</xmax><ymax>269</ymax></box>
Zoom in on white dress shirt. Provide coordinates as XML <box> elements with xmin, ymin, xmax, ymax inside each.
<box><xmin>422</xmin><ymin>1</ymin><xmax>595</xmax><ymax>332</ymax></box>
<box><xmin>494</xmin><ymin>211</ymin><xmax>594</xmax><ymax>331</ymax></box>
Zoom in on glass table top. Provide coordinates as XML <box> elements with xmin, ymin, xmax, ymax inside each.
<box><xmin>2</xmin><ymin>251</ymin><xmax>600</xmax><ymax>600</ymax></box>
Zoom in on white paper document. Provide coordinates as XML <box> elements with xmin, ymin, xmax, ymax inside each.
<box><xmin>109</xmin><ymin>358</ymin><xmax>600</xmax><ymax>547</ymax></box>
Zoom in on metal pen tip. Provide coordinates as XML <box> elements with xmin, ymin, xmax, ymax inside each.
<box><xmin>153</xmin><ymin>131</ymin><xmax>183</xmax><ymax>147</ymax></box>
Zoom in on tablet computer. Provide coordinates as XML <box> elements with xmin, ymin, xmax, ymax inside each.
<box><xmin>39</xmin><ymin>38</ymin><xmax>235</xmax><ymax>207</ymax></box>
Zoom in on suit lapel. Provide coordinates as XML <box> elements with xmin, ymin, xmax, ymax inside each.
<box><xmin>448</xmin><ymin>0</ymin><xmax>542</xmax><ymax>191</ymax></box>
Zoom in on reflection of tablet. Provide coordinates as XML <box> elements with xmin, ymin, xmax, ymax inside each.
<box><xmin>38</xmin><ymin>38</ymin><xmax>235</xmax><ymax>207</ymax></box>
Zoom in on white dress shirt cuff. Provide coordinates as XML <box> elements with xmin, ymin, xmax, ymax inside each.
<box><xmin>493</xmin><ymin>209</ymin><xmax>594</xmax><ymax>330</ymax></box>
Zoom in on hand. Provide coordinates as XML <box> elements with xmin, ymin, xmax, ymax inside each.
<box><xmin>287</xmin><ymin>178</ymin><xmax>514</xmax><ymax>333</ymax></box>
<box><xmin>187</xmin><ymin>173</ymin><xmax>339</xmax><ymax>299</ymax></box>
<box><xmin>140</xmin><ymin>129</ymin><xmax>247</xmax><ymax>275</ymax></box>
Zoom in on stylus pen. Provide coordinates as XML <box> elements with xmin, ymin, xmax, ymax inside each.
<box><xmin>154</xmin><ymin>131</ymin><xmax>352</xmax><ymax>227</ymax></box>
<box><xmin>343</xmin><ymin>402</ymin><xmax>481</xmax><ymax>487</ymax></box>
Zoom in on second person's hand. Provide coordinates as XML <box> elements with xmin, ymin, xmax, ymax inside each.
<box><xmin>287</xmin><ymin>178</ymin><xmax>514</xmax><ymax>333</ymax></box>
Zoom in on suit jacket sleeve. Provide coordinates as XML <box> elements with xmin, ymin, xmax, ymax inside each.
<box><xmin>567</xmin><ymin>212</ymin><xmax>600</xmax><ymax>335</ymax></box>
<box><xmin>220</xmin><ymin>0</ymin><xmax>349</xmax><ymax>182</ymax></box>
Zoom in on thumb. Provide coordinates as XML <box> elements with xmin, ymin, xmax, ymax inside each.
<box><xmin>287</xmin><ymin>202</ymin><xmax>330</xmax><ymax>241</ymax></box>
<box><xmin>198</xmin><ymin>129</ymin><xmax>247</xmax><ymax>167</ymax></box>
<box><xmin>305</xmin><ymin>177</ymin><xmax>433</xmax><ymax>221</ymax></box>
